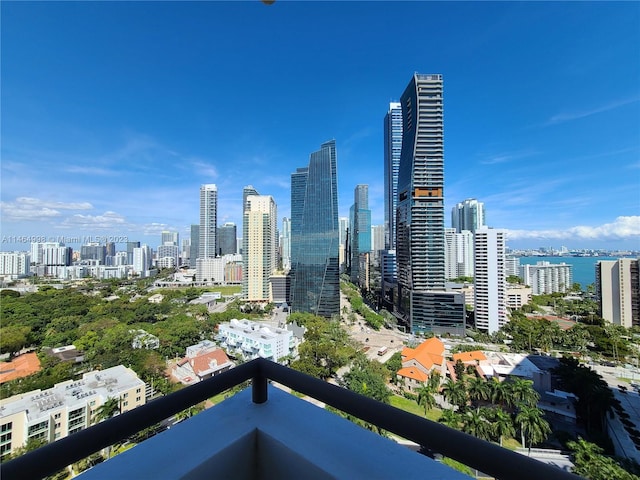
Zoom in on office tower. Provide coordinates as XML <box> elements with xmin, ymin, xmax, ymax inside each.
<box><xmin>520</xmin><ymin>261</ymin><xmax>572</xmax><ymax>295</ymax></box>
<box><xmin>452</xmin><ymin>199</ymin><xmax>485</xmax><ymax>234</ymax></box>
<box><xmin>350</xmin><ymin>184</ymin><xmax>371</xmax><ymax>284</ymax></box>
<box><xmin>242</xmin><ymin>196</ymin><xmax>277</xmax><ymax>301</ymax></box>
<box><xmin>474</xmin><ymin>228</ymin><xmax>507</xmax><ymax>334</ymax></box>
<box><xmin>190</xmin><ymin>225</ymin><xmax>199</xmax><ymax>267</ymax></box>
<box><xmin>161</xmin><ymin>231</ymin><xmax>179</xmax><ymax>246</ymax></box>
<box><xmin>371</xmin><ymin>225</ymin><xmax>385</xmax><ymax>254</ymax></box>
<box><xmin>384</xmin><ymin>102</ymin><xmax>403</xmax><ymax>250</ymax></box>
<box><xmin>281</xmin><ymin>217</ymin><xmax>291</xmax><ymax>271</ymax></box>
<box><xmin>396</xmin><ymin>73</ymin><xmax>465</xmax><ymax>334</ymax></box>
<box><xmin>199</xmin><ymin>184</ymin><xmax>218</xmax><ymax>259</ymax></box>
<box><xmin>290</xmin><ymin>140</ymin><xmax>339</xmax><ymax>318</ymax></box>
<box><xmin>105</xmin><ymin>242</ymin><xmax>116</xmax><ymax>257</ymax></box>
<box><xmin>126</xmin><ymin>241</ymin><xmax>140</xmax><ymax>265</ymax></box>
<box><xmin>217</xmin><ymin>222</ymin><xmax>238</xmax><ymax>256</ymax></box>
<box><xmin>596</xmin><ymin>258</ymin><xmax>640</xmax><ymax>328</ymax></box>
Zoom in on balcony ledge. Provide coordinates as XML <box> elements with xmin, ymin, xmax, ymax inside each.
<box><xmin>78</xmin><ymin>386</ymin><xmax>470</xmax><ymax>479</ymax></box>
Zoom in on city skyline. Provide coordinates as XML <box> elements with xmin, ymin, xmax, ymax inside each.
<box><xmin>1</xmin><ymin>2</ymin><xmax>639</xmax><ymax>251</ymax></box>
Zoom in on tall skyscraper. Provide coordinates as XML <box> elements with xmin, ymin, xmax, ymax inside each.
<box><xmin>126</xmin><ymin>241</ymin><xmax>140</xmax><ymax>265</ymax></box>
<box><xmin>242</xmin><ymin>196</ymin><xmax>277</xmax><ymax>301</ymax></box>
<box><xmin>190</xmin><ymin>225</ymin><xmax>199</xmax><ymax>267</ymax></box>
<box><xmin>596</xmin><ymin>258</ymin><xmax>640</xmax><ymax>328</ymax></box>
<box><xmin>395</xmin><ymin>73</ymin><xmax>465</xmax><ymax>334</ymax></box>
<box><xmin>474</xmin><ymin>228</ymin><xmax>507</xmax><ymax>334</ymax></box>
<box><xmin>452</xmin><ymin>199</ymin><xmax>485</xmax><ymax>233</ymax></box>
<box><xmin>371</xmin><ymin>225</ymin><xmax>385</xmax><ymax>254</ymax></box>
<box><xmin>290</xmin><ymin>140</ymin><xmax>340</xmax><ymax>318</ymax></box>
<box><xmin>339</xmin><ymin>217</ymin><xmax>349</xmax><ymax>271</ymax></box>
<box><xmin>384</xmin><ymin>102</ymin><xmax>403</xmax><ymax>250</ymax></box>
<box><xmin>199</xmin><ymin>184</ymin><xmax>217</xmax><ymax>259</ymax></box>
<box><xmin>217</xmin><ymin>222</ymin><xmax>238</xmax><ymax>256</ymax></box>
<box><xmin>281</xmin><ymin>217</ymin><xmax>291</xmax><ymax>271</ymax></box>
<box><xmin>161</xmin><ymin>231</ymin><xmax>179</xmax><ymax>246</ymax></box>
<box><xmin>350</xmin><ymin>184</ymin><xmax>371</xmax><ymax>284</ymax></box>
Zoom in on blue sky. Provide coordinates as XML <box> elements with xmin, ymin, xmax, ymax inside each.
<box><xmin>1</xmin><ymin>1</ymin><xmax>639</xmax><ymax>252</ymax></box>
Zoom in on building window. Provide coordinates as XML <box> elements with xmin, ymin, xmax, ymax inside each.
<box><xmin>0</xmin><ymin>423</ymin><xmax>12</xmax><ymax>433</ymax></box>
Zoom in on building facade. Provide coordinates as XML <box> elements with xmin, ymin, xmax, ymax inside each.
<box><xmin>217</xmin><ymin>319</ymin><xmax>297</xmax><ymax>363</ymax></box>
<box><xmin>384</xmin><ymin>101</ymin><xmax>403</xmax><ymax>250</ymax></box>
<box><xmin>281</xmin><ymin>217</ymin><xmax>291</xmax><ymax>271</ymax></box>
<box><xmin>520</xmin><ymin>261</ymin><xmax>572</xmax><ymax>295</ymax></box>
<box><xmin>199</xmin><ymin>184</ymin><xmax>218</xmax><ymax>259</ymax></box>
<box><xmin>474</xmin><ymin>228</ymin><xmax>507</xmax><ymax>334</ymax></box>
<box><xmin>0</xmin><ymin>365</ymin><xmax>145</xmax><ymax>458</ymax></box>
<box><xmin>451</xmin><ymin>198</ymin><xmax>485</xmax><ymax>234</ymax></box>
<box><xmin>350</xmin><ymin>184</ymin><xmax>371</xmax><ymax>285</ymax></box>
<box><xmin>395</xmin><ymin>73</ymin><xmax>465</xmax><ymax>334</ymax></box>
<box><xmin>189</xmin><ymin>225</ymin><xmax>199</xmax><ymax>267</ymax></box>
<box><xmin>290</xmin><ymin>140</ymin><xmax>340</xmax><ymax>318</ymax></box>
<box><xmin>596</xmin><ymin>258</ymin><xmax>640</xmax><ymax>328</ymax></box>
<box><xmin>217</xmin><ymin>222</ymin><xmax>237</xmax><ymax>256</ymax></box>
<box><xmin>0</xmin><ymin>252</ymin><xmax>30</xmax><ymax>279</ymax></box>
<box><xmin>242</xmin><ymin>195</ymin><xmax>277</xmax><ymax>302</ymax></box>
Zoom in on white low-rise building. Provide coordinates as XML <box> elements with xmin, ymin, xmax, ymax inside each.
<box><xmin>217</xmin><ymin>319</ymin><xmax>297</xmax><ymax>363</ymax></box>
<box><xmin>0</xmin><ymin>365</ymin><xmax>145</xmax><ymax>458</ymax></box>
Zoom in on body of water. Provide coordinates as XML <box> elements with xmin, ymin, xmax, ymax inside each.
<box><xmin>516</xmin><ymin>256</ymin><xmax>635</xmax><ymax>289</ymax></box>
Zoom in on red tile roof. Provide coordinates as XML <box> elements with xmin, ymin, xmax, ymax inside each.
<box><xmin>188</xmin><ymin>349</ymin><xmax>231</xmax><ymax>377</ymax></box>
<box><xmin>397</xmin><ymin>367</ymin><xmax>428</xmax><ymax>383</ymax></box>
<box><xmin>0</xmin><ymin>353</ymin><xmax>42</xmax><ymax>384</ymax></box>
<box><xmin>401</xmin><ymin>337</ymin><xmax>444</xmax><ymax>370</ymax></box>
<box><xmin>452</xmin><ymin>351</ymin><xmax>487</xmax><ymax>363</ymax></box>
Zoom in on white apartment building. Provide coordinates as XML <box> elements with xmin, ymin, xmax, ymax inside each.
<box><xmin>133</xmin><ymin>245</ymin><xmax>153</xmax><ymax>278</ymax></box>
<box><xmin>520</xmin><ymin>261</ymin><xmax>572</xmax><ymax>295</ymax></box>
<box><xmin>597</xmin><ymin>258</ymin><xmax>640</xmax><ymax>328</ymax></box>
<box><xmin>444</xmin><ymin>229</ymin><xmax>474</xmax><ymax>279</ymax></box>
<box><xmin>0</xmin><ymin>251</ymin><xmax>31</xmax><ymax>280</ymax></box>
<box><xmin>474</xmin><ymin>228</ymin><xmax>507</xmax><ymax>334</ymax></box>
<box><xmin>196</xmin><ymin>257</ymin><xmax>224</xmax><ymax>283</ymax></box>
<box><xmin>505</xmin><ymin>256</ymin><xmax>521</xmax><ymax>277</ymax></box>
<box><xmin>217</xmin><ymin>319</ymin><xmax>297</xmax><ymax>363</ymax></box>
<box><xmin>0</xmin><ymin>365</ymin><xmax>145</xmax><ymax>458</ymax></box>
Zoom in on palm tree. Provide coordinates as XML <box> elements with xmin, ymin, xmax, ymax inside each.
<box><xmin>515</xmin><ymin>405</ymin><xmax>551</xmax><ymax>453</ymax></box>
<box><xmin>416</xmin><ymin>384</ymin><xmax>436</xmax><ymax>416</ymax></box>
<box><xmin>508</xmin><ymin>378</ymin><xmax>539</xmax><ymax>408</ymax></box>
<box><xmin>441</xmin><ymin>378</ymin><xmax>468</xmax><ymax>411</ymax></box>
<box><xmin>490</xmin><ymin>407</ymin><xmax>515</xmax><ymax>446</ymax></box>
<box><xmin>462</xmin><ymin>409</ymin><xmax>492</xmax><ymax>441</ymax></box>
<box><xmin>467</xmin><ymin>376</ymin><xmax>490</xmax><ymax>409</ymax></box>
<box><xmin>438</xmin><ymin>409</ymin><xmax>461</xmax><ymax>430</ymax></box>
<box><xmin>92</xmin><ymin>397</ymin><xmax>120</xmax><ymax>424</ymax></box>
<box><xmin>427</xmin><ymin>370</ymin><xmax>441</xmax><ymax>393</ymax></box>
<box><xmin>489</xmin><ymin>378</ymin><xmax>513</xmax><ymax>410</ymax></box>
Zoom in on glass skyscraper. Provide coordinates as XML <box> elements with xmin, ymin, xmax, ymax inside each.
<box><xmin>384</xmin><ymin>102</ymin><xmax>402</xmax><ymax>250</ymax></box>
<box><xmin>452</xmin><ymin>198</ymin><xmax>486</xmax><ymax>233</ymax></box>
<box><xmin>290</xmin><ymin>140</ymin><xmax>340</xmax><ymax>318</ymax></box>
<box><xmin>350</xmin><ymin>184</ymin><xmax>371</xmax><ymax>284</ymax></box>
<box><xmin>199</xmin><ymin>184</ymin><xmax>217</xmax><ymax>259</ymax></box>
<box><xmin>396</xmin><ymin>74</ymin><xmax>465</xmax><ymax>334</ymax></box>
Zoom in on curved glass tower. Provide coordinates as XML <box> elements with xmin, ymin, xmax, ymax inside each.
<box><xmin>290</xmin><ymin>140</ymin><xmax>339</xmax><ymax>318</ymax></box>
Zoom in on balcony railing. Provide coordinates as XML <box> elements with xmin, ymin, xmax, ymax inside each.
<box><xmin>1</xmin><ymin>358</ymin><xmax>581</xmax><ymax>480</ymax></box>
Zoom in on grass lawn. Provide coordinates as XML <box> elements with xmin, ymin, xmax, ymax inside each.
<box><xmin>389</xmin><ymin>394</ymin><xmax>442</xmax><ymax>422</ymax></box>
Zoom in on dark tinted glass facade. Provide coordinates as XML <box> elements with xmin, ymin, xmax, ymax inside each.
<box><xmin>290</xmin><ymin>140</ymin><xmax>339</xmax><ymax>318</ymax></box>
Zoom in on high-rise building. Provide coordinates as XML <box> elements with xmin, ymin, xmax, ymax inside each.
<box><xmin>339</xmin><ymin>217</ymin><xmax>349</xmax><ymax>271</ymax></box>
<box><xmin>133</xmin><ymin>245</ymin><xmax>152</xmax><ymax>277</ymax></box>
<box><xmin>452</xmin><ymin>199</ymin><xmax>485</xmax><ymax>234</ymax></box>
<box><xmin>384</xmin><ymin>102</ymin><xmax>403</xmax><ymax>250</ymax></box>
<box><xmin>217</xmin><ymin>223</ymin><xmax>238</xmax><ymax>256</ymax></box>
<box><xmin>161</xmin><ymin>231</ymin><xmax>179</xmax><ymax>246</ymax></box>
<box><xmin>80</xmin><ymin>243</ymin><xmax>106</xmax><ymax>264</ymax></box>
<box><xmin>190</xmin><ymin>225</ymin><xmax>199</xmax><ymax>267</ymax></box>
<box><xmin>126</xmin><ymin>241</ymin><xmax>140</xmax><ymax>265</ymax></box>
<box><xmin>395</xmin><ymin>73</ymin><xmax>465</xmax><ymax>334</ymax></box>
<box><xmin>281</xmin><ymin>217</ymin><xmax>291</xmax><ymax>271</ymax></box>
<box><xmin>520</xmin><ymin>261</ymin><xmax>572</xmax><ymax>295</ymax></box>
<box><xmin>0</xmin><ymin>251</ymin><xmax>31</xmax><ymax>279</ymax></box>
<box><xmin>350</xmin><ymin>184</ymin><xmax>371</xmax><ymax>284</ymax></box>
<box><xmin>596</xmin><ymin>258</ymin><xmax>640</xmax><ymax>328</ymax></box>
<box><xmin>242</xmin><ymin>196</ymin><xmax>277</xmax><ymax>302</ymax></box>
<box><xmin>290</xmin><ymin>140</ymin><xmax>339</xmax><ymax>318</ymax></box>
<box><xmin>444</xmin><ymin>229</ymin><xmax>474</xmax><ymax>279</ymax></box>
<box><xmin>199</xmin><ymin>184</ymin><xmax>218</xmax><ymax>259</ymax></box>
<box><xmin>474</xmin><ymin>228</ymin><xmax>507</xmax><ymax>334</ymax></box>
<box><xmin>371</xmin><ymin>225</ymin><xmax>385</xmax><ymax>254</ymax></box>
<box><xmin>157</xmin><ymin>244</ymin><xmax>180</xmax><ymax>268</ymax></box>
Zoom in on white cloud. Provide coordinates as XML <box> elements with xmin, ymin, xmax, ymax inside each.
<box><xmin>545</xmin><ymin>97</ymin><xmax>640</xmax><ymax>126</ymax></box>
<box><xmin>479</xmin><ymin>150</ymin><xmax>538</xmax><ymax>165</ymax></box>
<box><xmin>61</xmin><ymin>211</ymin><xmax>130</xmax><ymax>230</ymax></box>
<box><xmin>0</xmin><ymin>197</ymin><xmax>93</xmax><ymax>221</ymax></box>
<box><xmin>506</xmin><ymin>216</ymin><xmax>640</xmax><ymax>241</ymax></box>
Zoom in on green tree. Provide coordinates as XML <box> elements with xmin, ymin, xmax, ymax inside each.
<box><xmin>515</xmin><ymin>405</ymin><xmax>551</xmax><ymax>453</ymax></box>
<box><xmin>462</xmin><ymin>409</ymin><xmax>492</xmax><ymax>441</ymax></box>
<box><xmin>489</xmin><ymin>407</ymin><xmax>515</xmax><ymax>446</ymax></box>
<box><xmin>93</xmin><ymin>397</ymin><xmax>120</xmax><ymax>424</ymax></box>
<box><xmin>467</xmin><ymin>376</ymin><xmax>490</xmax><ymax>409</ymax></box>
<box><xmin>416</xmin><ymin>383</ymin><xmax>436</xmax><ymax>416</ymax></box>
<box><xmin>0</xmin><ymin>325</ymin><xmax>31</xmax><ymax>357</ymax></box>
<box><xmin>438</xmin><ymin>409</ymin><xmax>461</xmax><ymax>429</ymax></box>
<box><xmin>568</xmin><ymin>437</ymin><xmax>638</xmax><ymax>480</ymax></box>
<box><xmin>508</xmin><ymin>378</ymin><xmax>540</xmax><ymax>408</ymax></box>
<box><xmin>441</xmin><ymin>378</ymin><xmax>468</xmax><ymax>411</ymax></box>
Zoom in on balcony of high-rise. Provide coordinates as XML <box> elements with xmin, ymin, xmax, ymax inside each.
<box><xmin>1</xmin><ymin>359</ymin><xmax>579</xmax><ymax>480</ymax></box>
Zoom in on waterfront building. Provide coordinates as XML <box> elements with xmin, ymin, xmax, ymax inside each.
<box><xmin>451</xmin><ymin>198</ymin><xmax>485</xmax><ymax>234</ymax></box>
<box><xmin>217</xmin><ymin>222</ymin><xmax>237</xmax><ymax>256</ymax></box>
<box><xmin>474</xmin><ymin>228</ymin><xmax>507</xmax><ymax>334</ymax></box>
<box><xmin>217</xmin><ymin>319</ymin><xmax>298</xmax><ymax>363</ymax></box>
<box><xmin>0</xmin><ymin>365</ymin><xmax>145</xmax><ymax>458</ymax></box>
<box><xmin>350</xmin><ymin>184</ymin><xmax>371</xmax><ymax>285</ymax></box>
<box><xmin>384</xmin><ymin>101</ymin><xmax>403</xmax><ymax>250</ymax></box>
<box><xmin>290</xmin><ymin>140</ymin><xmax>339</xmax><ymax>318</ymax></box>
<box><xmin>520</xmin><ymin>261</ymin><xmax>572</xmax><ymax>295</ymax></box>
<box><xmin>505</xmin><ymin>255</ymin><xmax>521</xmax><ymax>277</ymax></box>
<box><xmin>395</xmin><ymin>73</ymin><xmax>465</xmax><ymax>334</ymax></box>
<box><xmin>242</xmin><ymin>195</ymin><xmax>277</xmax><ymax>302</ymax></box>
<box><xmin>199</xmin><ymin>184</ymin><xmax>218</xmax><ymax>259</ymax></box>
<box><xmin>596</xmin><ymin>258</ymin><xmax>640</xmax><ymax>328</ymax></box>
